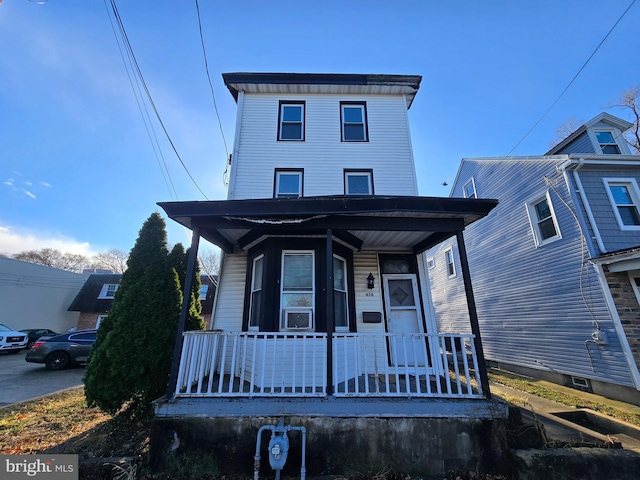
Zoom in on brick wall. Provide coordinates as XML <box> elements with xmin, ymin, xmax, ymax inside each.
<box><xmin>77</xmin><ymin>312</ymin><xmax>100</xmax><ymax>330</ymax></box>
<box><xmin>606</xmin><ymin>271</ymin><xmax>640</xmax><ymax>371</ymax></box>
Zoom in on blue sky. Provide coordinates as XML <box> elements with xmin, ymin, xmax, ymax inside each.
<box><xmin>1</xmin><ymin>0</ymin><xmax>638</xmax><ymax>257</ymax></box>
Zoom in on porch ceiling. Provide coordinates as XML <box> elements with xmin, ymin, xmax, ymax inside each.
<box><xmin>158</xmin><ymin>195</ymin><xmax>498</xmax><ymax>254</ymax></box>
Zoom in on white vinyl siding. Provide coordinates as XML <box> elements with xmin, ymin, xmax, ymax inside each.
<box><xmin>352</xmin><ymin>253</ymin><xmax>385</xmax><ymax>333</ymax></box>
<box><xmin>229</xmin><ymin>93</ymin><xmax>417</xmax><ymax>199</ymax></box>
<box><xmin>210</xmin><ymin>253</ymin><xmax>247</xmax><ymax>331</ymax></box>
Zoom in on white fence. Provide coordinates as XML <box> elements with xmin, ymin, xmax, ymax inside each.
<box><xmin>175</xmin><ymin>331</ymin><xmax>483</xmax><ymax>399</ymax></box>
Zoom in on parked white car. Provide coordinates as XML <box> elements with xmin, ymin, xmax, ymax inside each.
<box><xmin>0</xmin><ymin>324</ymin><xmax>28</xmax><ymax>353</ymax></box>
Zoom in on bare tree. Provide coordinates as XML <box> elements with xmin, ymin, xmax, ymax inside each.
<box><xmin>610</xmin><ymin>86</ymin><xmax>640</xmax><ymax>154</ymax></box>
<box><xmin>550</xmin><ymin>117</ymin><xmax>584</xmax><ymax>149</ymax></box>
<box><xmin>90</xmin><ymin>248</ymin><xmax>129</xmax><ymax>273</ymax></box>
<box><xmin>198</xmin><ymin>248</ymin><xmax>220</xmax><ymax>277</ymax></box>
<box><xmin>13</xmin><ymin>248</ymin><xmax>89</xmax><ymax>273</ymax></box>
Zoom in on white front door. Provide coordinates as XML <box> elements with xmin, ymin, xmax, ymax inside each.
<box><xmin>383</xmin><ymin>274</ymin><xmax>427</xmax><ymax>367</ymax></box>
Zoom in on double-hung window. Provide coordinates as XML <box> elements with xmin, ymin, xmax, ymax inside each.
<box><xmin>275</xmin><ymin>169</ymin><xmax>303</xmax><ymax>198</ymax></box>
<box><xmin>278</xmin><ymin>102</ymin><xmax>304</xmax><ymax>141</ymax></box>
<box><xmin>98</xmin><ymin>284</ymin><xmax>119</xmax><ymax>299</ymax></box>
<box><xmin>526</xmin><ymin>193</ymin><xmax>561</xmax><ymax>246</ymax></box>
<box><xmin>281</xmin><ymin>251</ymin><xmax>314</xmax><ymax>330</ymax></box>
<box><xmin>445</xmin><ymin>248</ymin><xmax>456</xmax><ymax>277</ymax></box>
<box><xmin>248</xmin><ymin>255</ymin><xmax>264</xmax><ymax>330</ymax></box>
<box><xmin>333</xmin><ymin>255</ymin><xmax>349</xmax><ymax>330</ymax></box>
<box><xmin>604</xmin><ymin>178</ymin><xmax>640</xmax><ymax>228</ymax></box>
<box><xmin>344</xmin><ymin>170</ymin><xmax>373</xmax><ymax>195</ymax></box>
<box><xmin>341</xmin><ymin>102</ymin><xmax>368</xmax><ymax>142</ymax></box>
<box><xmin>595</xmin><ymin>131</ymin><xmax>621</xmax><ymax>154</ymax></box>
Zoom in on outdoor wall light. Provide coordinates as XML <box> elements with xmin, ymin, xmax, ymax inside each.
<box><xmin>367</xmin><ymin>272</ymin><xmax>375</xmax><ymax>289</ymax></box>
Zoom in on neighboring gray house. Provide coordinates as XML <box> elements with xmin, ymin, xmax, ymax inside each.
<box><xmin>0</xmin><ymin>256</ymin><xmax>86</xmax><ymax>333</ymax></box>
<box><xmin>68</xmin><ymin>273</ymin><xmax>217</xmax><ymax>330</ymax></box>
<box><xmin>427</xmin><ymin>112</ymin><xmax>640</xmax><ymax>405</ymax></box>
<box><xmin>151</xmin><ymin>73</ymin><xmax>506</xmax><ymax>476</ymax></box>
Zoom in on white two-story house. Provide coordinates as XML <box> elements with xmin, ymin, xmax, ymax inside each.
<box><xmin>427</xmin><ymin>112</ymin><xmax>640</xmax><ymax>405</ymax></box>
<box><xmin>152</xmin><ymin>73</ymin><xmax>504</xmax><ymax>477</ymax></box>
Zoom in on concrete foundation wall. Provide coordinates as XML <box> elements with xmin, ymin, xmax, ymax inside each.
<box><xmin>150</xmin><ymin>415</ymin><xmax>508</xmax><ymax>477</ymax></box>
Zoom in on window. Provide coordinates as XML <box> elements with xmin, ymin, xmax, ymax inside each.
<box><xmin>344</xmin><ymin>170</ymin><xmax>373</xmax><ymax>195</ymax></box>
<box><xmin>444</xmin><ymin>248</ymin><xmax>456</xmax><ymax>277</ymax></box>
<box><xmin>340</xmin><ymin>102</ymin><xmax>368</xmax><ymax>142</ymax></box>
<box><xmin>427</xmin><ymin>257</ymin><xmax>435</xmax><ymax>270</ymax></box>
<box><xmin>595</xmin><ymin>131</ymin><xmax>621</xmax><ymax>154</ymax></box>
<box><xmin>604</xmin><ymin>179</ymin><xmax>640</xmax><ymax>228</ymax></box>
<box><xmin>199</xmin><ymin>285</ymin><xmax>208</xmax><ymax>301</ymax></box>
<box><xmin>249</xmin><ymin>255</ymin><xmax>264</xmax><ymax>330</ymax></box>
<box><xmin>98</xmin><ymin>284</ymin><xmax>119</xmax><ymax>299</ymax></box>
<box><xmin>275</xmin><ymin>169</ymin><xmax>303</xmax><ymax>198</ymax></box>
<box><xmin>281</xmin><ymin>251</ymin><xmax>314</xmax><ymax>330</ymax></box>
<box><xmin>464</xmin><ymin>178</ymin><xmax>477</xmax><ymax>198</ymax></box>
<box><xmin>526</xmin><ymin>193</ymin><xmax>561</xmax><ymax>246</ymax></box>
<box><xmin>278</xmin><ymin>102</ymin><xmax>304</xmax><ymax>141</ymax></box>
<box><xmin>333</xmin><ymin>255</ymin><xmax>348</xmax><ymax>330</ymax></box>
<box><xmin>96</xmin><ymin>315</ymin><xmax>108</xmax><ymax>329</ymax></box>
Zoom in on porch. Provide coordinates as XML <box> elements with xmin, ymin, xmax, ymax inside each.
<box><xmin>173</xmin><ymin>330</ymin><xmax>483</xmax><ymax>399</ymax></box>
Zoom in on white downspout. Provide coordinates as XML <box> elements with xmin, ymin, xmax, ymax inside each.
<box><xmin>592</xmin><ymin>262</ymin><xmax>640</xmax><ymax>390</ymax></box>
<box><xmin>571</xmin><ymin>157</ymin><xmax>607</xmax><ymax>254</ymax></box>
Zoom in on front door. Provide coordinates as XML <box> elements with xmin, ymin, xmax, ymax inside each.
<box><xmin>383</xmin><ymin>274</ymin><xmax>427</xmax><ymax>367</ymax></box>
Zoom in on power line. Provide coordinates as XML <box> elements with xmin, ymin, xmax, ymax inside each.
<box><xmin>504</xmin><ymin>0</ymin><xmax>636</xmax><ymax>157</ymax></box>
<box><xmin>107</xmin><ymin>0</ymin><xmax>209</xmax><ymax>200</ymax></box>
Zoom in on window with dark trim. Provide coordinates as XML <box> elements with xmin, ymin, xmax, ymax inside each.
<box><xmin>274</xmin><ymin>169</ymin><xmax>303</xmax><ymax>198</ymax></box>
<box><xmin>333</xmin><ymin>254</ymin><xmax>349</xmax><ymax>330</ymax></box>
<box><xmin>248</xmin><ymin>255</ymin><xmax>264</xmax><ymax>330</ymax></box>
<box><xmin>344</xmin><ymin>169</ymin><xmax>373</xmax><ymax>195</ymax></box>
<box><xmin>340</xmin><ymin>102</ymin><xmax>368</xmax><ymax>142</ymax></box>
<box><xmin>278</xmin><ymin>101</ymin><xmax>305</xmax><ymax>141</ymax></box>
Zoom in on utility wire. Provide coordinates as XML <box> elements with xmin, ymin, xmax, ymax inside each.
<box><xmin>108</xmin><ymin>0</ymin><xmax>209</xmax><ymax>200</ymax></box>
<box><xmin>504</xmin><ymin>0</ymin><xmax>636</xmax><ymax>157</ymax></box>
<box><xmin>102</xmin><ymin>0</ymin><xmax>178</xmax><ymax>201</ymax></box>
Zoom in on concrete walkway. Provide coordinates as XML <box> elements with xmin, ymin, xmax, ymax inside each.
<box><xmin>488</xmin><ymin>369</ymin><xmax>640</xmax><ymax>453</ymax></box>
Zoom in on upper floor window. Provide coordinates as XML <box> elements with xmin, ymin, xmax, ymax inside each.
<box><xmin>278</xmin><ymin>102</ymin><xmax>305</xmax><ymax>141</ymax></box>
<box><xmin>98</xmin><ymin>283</ymin><xmax>119</xmax><ymax>299</ymax></box>
<box><xmin>344</xmin><ymin>170</ymin><xmax>373</xmax><ymax>195</ymax></box>
<box><xmin>444</xmin><ymin>248</ymin><xmax>456</xmax><ymax>277</ymax></box>
<box><xmin>281</xmin><ymin>251</ymin><xmax>315</xmax><ymax>331</ymax></box>
<box><xmin>274</xmin><ymin>169</ymin><xmax>303</xmax><ymax>198</ymax></box>
<box><xmin>341</xmin><ymin>102</ymin><xmax>368</xmax><ymax>142</ymax></box>
<box><xmin>604</xmin><ymin>178</ymin><xmax>640</xmax><ymax>229</ymax></box>
<box><xmin>199</xmin><ymin>285</ymin><xmax>208</xmax><ymax>301</ymax></box>
<box><xmin>526</xmin><ymin>193</ymin><xmax>561</xmax><ymax>246</ymax></box>
<box><xmin>595</xmin><ymin>131</ymin><xmax>621</xmax><ymax>154</ymax></box>
<box><xmin>464</xmin><ymin>178</ymin><xmax>477</xmax><ymax>198</ymax></box>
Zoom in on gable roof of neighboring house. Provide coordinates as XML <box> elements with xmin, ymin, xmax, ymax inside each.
<box><xmin>222</xmin><ymin>72</ymin><xmax>422</xmax><ymax>108</ymax></box>
<box><xmin>546</xmin><ymin>112</ymin><xmax>633</xmax><ymax>155</ymax></box>
<box><xmin>67</xmin><ymin>273</ymin><xmax>121</xmax><ymax>313</ymax></box>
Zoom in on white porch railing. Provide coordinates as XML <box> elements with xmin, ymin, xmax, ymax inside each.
<box><xmin>175</xmin><ymin>331</ymin><xmax>483</xmax><ymax>399</ymax></box>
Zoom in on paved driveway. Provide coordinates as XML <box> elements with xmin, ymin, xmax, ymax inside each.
<box><xmin>0</xmin><ymin>349</ymin><xmax>86</xmax><ymax>407</ymax></box>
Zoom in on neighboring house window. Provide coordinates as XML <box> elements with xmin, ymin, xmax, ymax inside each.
<box><xmin>278</xmin><ymin>102</ymin><xmax>304</xmax><ymax>141</ymax></box>
<box><xmin>604</xmin><ymin>179</ymin><xmax>640</xmax><ymax>228</ymax></box>
<box><xmin>344</xmin><ymin>170</ymin><xmax>373</xmax><ymax>195</ymax></box>
<box><xmin>274</xmin><ymin>169</ymin><xmax>303</xmax><ymax>198</ymax></box>
<box><xmin>98</xmin><ymin>284</ymin><xmax>119</xmax><ymax>299</ymax></box>
<box><xmin>445</xmin><ymin>248</ymin><xmax>456</xmax><ymax>277</ymax></box>
<box><xmin>333</xmin><ymin>255</ymin><xmax>349</xmax><ymax>330</ymax></box>
<box><xmin>280</xmin><ymin>251</ymin><xmax>314</xmax><ymax>331</ymax></box>
<box><xmin>526</xmin><ymin>193</ymin><xmax>561</xmax><ymax>246</ymax></box>
<box><xmin>629</xmin><ymin>274</ymin><xmax>640</xmax><ymax>306</ymax></box>
<box><xmin>595</xmin><ymin>131</ymin><xmax>621</xmax><ymax>154</ymax></box>
<box><xmin>199</xmin><ymin>285</ymin><xmax>208</xmax><ymax>301</ymax></box>
<box><xmin>249</xmin><ymin>255</ymin><xmax>264</xmax><ymax>330</ymax></box>
<box><xmin>427</xmin><ymin>257</ymin><xmax>435</xmax><ymax>270</ymax></box>
<box><xmin>96</xmin><ymin>315</ymin><xmax>108</xmax><ymax>329</ymax></box>
<box><xmin>464</xmin><ymin>178</ymin><xmax>477</xmax><ymax>198</ymax></box>
<box><xmin>340</xmin><ymin>102</ymin><xmax>368</xmax><ymax>142</ymax></box>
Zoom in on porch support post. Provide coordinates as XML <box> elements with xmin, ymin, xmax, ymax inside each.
<box><xmin>326</xmin><ymin>229</ymin><xmax>334</xmax><ymax>396</ymax></box>
<box><xmin>456</xmin><ymin>230</ymin><xmax>491</xmax><ymax>398</ymax></box>
<box><xmin>166</xmin><ymin>227</ymin><xmax>201</xmax><ymax>400</ymax></box>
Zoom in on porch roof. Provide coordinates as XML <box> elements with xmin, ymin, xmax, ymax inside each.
<box><xmin>158</xmin><ymin>195</ymin><xmax>498</xmax><ymax>254</ymax></box>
